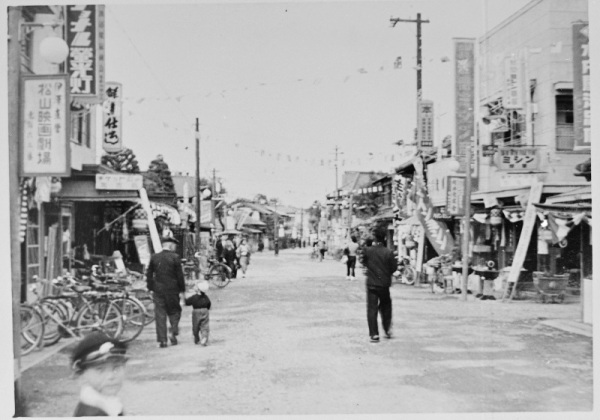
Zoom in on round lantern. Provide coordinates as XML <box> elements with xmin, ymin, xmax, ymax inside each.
<box><xmin>39</xmin><ymin>36</ymin><xmax>69</xmax><ymax>64</ymax></box>
<box><xmin>490</xmin><ymin>208</ymin><xmax>502</xmax><ymax>225</ymax></box>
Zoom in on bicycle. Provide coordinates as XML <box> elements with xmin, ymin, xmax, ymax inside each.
<box><xmin>20</xmin><ymin>303</ymin><xmax>45</xmax><ymax>356</ymax></box>
<box><xmin>393</xmin><ymin>256</ymin><xmax>416</xmax><ymax>285</ymax></box>
<box><xmin>425</xmin><ymin>254</ymin><xmax>454</xmax><ymax>294</ymax></box>
<box><xmin>204</xmin><ymin>258</ymin><xmax>231</xmax><ymax>288</ymax></box>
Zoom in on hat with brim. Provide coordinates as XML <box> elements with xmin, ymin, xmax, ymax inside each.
<box><xmin>71</xmin><ymin>332</ymin><xmax>128</xmax><ymax>373</ymax></box>
<box><xmin>161</xmin><ymin>236</ymin><xmax>179</xmax><ymax>244</ymax></box>
<box><xmin>195</xmin><ymin>281</ymin><xmax>209</xmax><ymax>293</ymax></box>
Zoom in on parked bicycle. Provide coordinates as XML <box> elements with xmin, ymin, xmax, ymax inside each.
<box><xmin>425</xmin><ymin>254</ymin><xmax>454</xmax><ymax>293</ymax></box>
<box><xmin>20</xmin><ymin>303</ymin><xmax>45</xmax><ymax>356</ymax></box>
<box><xmin>393</xmin><ymin>256</ymin><xmax>416</xmax><ymax>285</ymax></box>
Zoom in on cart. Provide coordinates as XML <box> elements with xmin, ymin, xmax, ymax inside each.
<box><xmin>532</xmin><ymin>272</ymin><xmax>569</xmax><ymax>303</ymax></box>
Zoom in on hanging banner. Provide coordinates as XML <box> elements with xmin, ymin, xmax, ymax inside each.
<box><xmin>413</xmin><ymin>162</ymin><xmax>455</xmax><ymax>256</ymax></box>
<box><xmin>446</xmin><ymin>176</ymin><xmax>466</xmax><ymax>216</ymax></box>
<box><xmin>103</xmin><ymin>82</ymin><xmax>123</xmax><ymax>152</ymax></box>
<box><xmin>20</xmin><ymin>75</ymin><xmax>70</xmax><ymax>177</ymax></box>
<box><xmin>572</xmin><ymin>22</ymin><xmax>590</xmax><ymax>150</ymax></box>
<box><xmin>453</xmin><ymin>38</ymin><xmax>477</xmax><ymax>177</ymax></box>
<box><xmin>503</xmin><ymin>55</ymin><xmax>524</xmax><ymax>109</ymax></box>
<box><xmin>66</xmin><ymin>5</ymin><xmax>106</xmax><ymax>104</ymax></box>
<box><xmin>417</xmin><ymin>100</ymin><xmax>434</xmax><ymax>150</ymax></box>
<box><xmin>200</xmin><ymin>201</ymin><xmax>213</xmax><ymax>224</ymax></box>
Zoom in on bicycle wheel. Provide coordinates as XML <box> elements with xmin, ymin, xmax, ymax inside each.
<box><xmin>76</xmin><ymin>300</ymin><xmax>123</xmax><ymax>339</ymax></box>
<box><xmin>39</xmin><ymin>299</ymin><xmax>69</xmax><ymax>346</ymax></box>
<box><xmin>208</xmin><ymin>264</ymin><xmax>231</xmax><ymax>288</ymax></box>
<box><xmin>112</xmin><ymin>297</ymin><xmax>145</xmax><ymax>342</ymax></box>
<box><xmin>20</xmin><ymin>304</ymin><xmax>44</xmax><ymax>356</ymax></box>
<box><xmin>403</xmin><ymin>267</ymin><xmax>416</xmax><ymax>286</ymax></box>
<box><xmin>132</xmin><ymin>290</ymin><xmax>155</xmax><ymax>326</ymax></box>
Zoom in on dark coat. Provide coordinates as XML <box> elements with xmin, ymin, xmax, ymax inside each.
<box><xmin>146</xmin><ymin>250</ymin><xmax>185</xmax><ymax>295</ymax></box>
<box><xmin>215</xmin><ymin>239</ymin><xmax>224</xmax><ymax>259</ymax></box>
<box><xmin>185</xmin><ymin>292</ymin><xmax>211</xmax><ymax>310</ymax></box>
<box><xmin>73</xmin><ymin>402</ymin><xmax>123</xmax><ymax>417</ymax></box>
<box><xmin>362</xmin><ymin>244</ymin><xmax>398</xmax><ymax>288</ymax></box>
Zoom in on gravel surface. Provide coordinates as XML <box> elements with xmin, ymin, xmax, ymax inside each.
<box><xmin>20</xmin><ymin>248</ymin><xmax>593</xmax><ymax>416</ymax></box>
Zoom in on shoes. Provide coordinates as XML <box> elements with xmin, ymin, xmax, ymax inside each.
<box><xmin>159</xmin><ymin>342</ymin><xmax>168</xmax><ymax>348</ymax></box>
<box><xmin>346</xmin><ymin>276</ymin><xmax>351</xmax><ymax>280</ymax></box>
<box><xmin>200</xmin><ymin>337</ymin><xmax>208</xmax><ymax>346</ymax></box>
<box><xmin>351</xmin><ymin>276</ymin><xmax>356</xmax><ymax>281</ymax></box>
<box><xmin>370</xmin><ymin>335</ymin><xmax>380</xmax><ymax>343</ymax></box>
<box><xmin>170</xmin><ymin>335</ymin><xmax>178</xmax><ymax>345</ymax></box>
<box><xmin>194</xmin><ymin>336</ymin><xmax>200</xmax><ymax>345</ymax></box>
<box><xmin>384</xmin><ymin>330</ymin><xmax>393</xmax><ymax>339</ymax></box>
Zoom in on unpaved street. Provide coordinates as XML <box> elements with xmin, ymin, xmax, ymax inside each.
<box><xmin>21</xmin><ymin>249</ymin><xmax>592</xmax><ymax>416</ymax></box>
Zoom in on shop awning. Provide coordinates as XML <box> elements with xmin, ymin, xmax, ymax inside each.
<box><xmin>397</xmin><ymin>215</ymin><xmax>419</xmax><ymax>225</ymax></box>
<box><xmin>471</xmin><ymin>183</ymin><xmax>590</xmax><ymax>207</ymax></box>
<box><xmin>545</xmin><ymin>185</ymin><xmax>591</xmax><ymax>204</ymax></box>
<box><xmin>56</xmin><ymin>178</ymin><xmax>140</xmax><ymax>201</ymax></box>
<box><xmin>242</xmin><ymin>227</ymin><xmax>262</xmax><ymax>233</ymax></box>
<box><xmin>370</xmin><ymin>208</ymin><xmax>395</xmax><ymax>221</ymax></box>
<box><xmin>242</xmin><ymin>219</ymin><xmax>266</xmax><ymax>227</ymax></box>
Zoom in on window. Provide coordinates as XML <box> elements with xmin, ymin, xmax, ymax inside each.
<box><xmin>556</xmin><ymin>94</ymin><xmax>574</xmax><ymax>151</ymax></box>
<box><xmin>70</xmin><ymin>106</ymin><xmax>91</xmax><ymax>147</ymax></box>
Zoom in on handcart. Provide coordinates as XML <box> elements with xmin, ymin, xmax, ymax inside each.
<box><xmin>532</xmin><ymin>272</ymin><xmax>569</xmax><ymax>303</ymax></box>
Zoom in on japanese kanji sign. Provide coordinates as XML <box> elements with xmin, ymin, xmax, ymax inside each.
<box><xmin>503</xmin><ymin>55</ymin><xmax>524</xmax><ymax>109</ymax></box>
<box><xmin>417</xmin><ymin>100</ymin><xmax>434</xmax><ymax>149</ymax></box>
<box><xmin>453</xmin><ymin>38</ymin><xmax>477</xmax><ymax>177</ymax></box>
<box><xmin>495</xmin><ymin>147</ymin><xmax>539</xmax><ymax>171</ymax></box>
<box><xmin>446</xmin><ymin>176</ymin><xmax>466</xmax><ymax>216</ymax></box>
<box><xmin>20</xmin><ymin>75</ymin><xmax>70</xmax><ymax>176</ymax></box>
<box><xmin>66</xmin><ymin>5</ymin><xmax>105</xmax><ymax>104</ymax></box>
<box><xmin>572</xmin><ymin>22</ymin><xmax>590</xmax><ymax>150</ymax></box>
<box><xmin>95</xmin><ymin>174</ymin><xmax>142</xmax><ymax>190</ymax></box>
<box><xmin>103</xmin><ymin>82</ymin><xmax>123</xmax><ymax>152</ymax></box>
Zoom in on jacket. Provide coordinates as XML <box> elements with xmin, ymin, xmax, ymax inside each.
<box><xmin>146</xmin><ymin>250</ymin><xmax>185</xmax><ymax>295</ymax></box>
<box><xmin>185</xmin><ymin>292</ymin><xmax>211</xmax><ymax>310</ymax></box>
<box><xmin>362</xmin><ymin>244</ymin><xmax>397</xmax><ymax>288</ymax></box>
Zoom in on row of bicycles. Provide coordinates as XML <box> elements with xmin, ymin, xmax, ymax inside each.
<box><xmin>19</xmin><ymin>269</ymin><xmax>154</xmax><ymax>356</ymax></box>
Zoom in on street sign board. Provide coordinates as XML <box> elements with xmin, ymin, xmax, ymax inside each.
<box><xmin>446</xmin><ymin>176</ymin><xmax>466</xmax><ymax>216</ymax></box>
<box><xmin>482</xmin><ymin>145</ymin><xmax>498</xmax><ymax>156</ymax></box>
<box><xmin>96</xmin><ymin>174</ymin><xmax>143</xmax><ymax>190</ymax></box>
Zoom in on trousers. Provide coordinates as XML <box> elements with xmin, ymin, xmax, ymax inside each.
<box><xmin>192</xmin><ymin>308</ymin><xmax>210</xmax><ymax>341</ymax></box>
<box><xmin>346</xmin><ymin>256</ymin><xmax>357</xmax><ymax>276</ymax></box>
<box><xmin>153</xmin><ymin>293</ymin><xmax>182</xmax><ymax>343</ymax></box>
<box><xmin>366</xmin><ymin>286</ymin><xmax>392</xmax><ymax>337</ymax></box>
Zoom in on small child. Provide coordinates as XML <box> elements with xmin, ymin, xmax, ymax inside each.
<box><xmin>185</xmin><ymin>281</ymin><xmax>212</xmax><ymax>346</ymax></box>
<box><xmin>70</xmin><ymin>332</ymin><xmax>128</xmax><ymax>417</ymax></box>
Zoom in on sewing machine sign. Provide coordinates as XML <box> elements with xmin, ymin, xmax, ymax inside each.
<box><xmin>495</xmin><ymin>147</ymin><xmax>539</xmax><ymax>171</ymax></box>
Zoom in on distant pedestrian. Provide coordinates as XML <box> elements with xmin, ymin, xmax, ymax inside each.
<box><xmin>361</xmin><ymin>229</ymin><xmax>398</xmax><ymax>343</ymax></box>
<box><xmin>215</xmin><ymin>235</ymin><xmax>224</xmax><ymax>263</ymax></box>
<box><xmin>319</xmin><ymin>240</ymin><xmax>327</xmax><ymax>261</ymax></box>
<box><xmin>70</xmin><ymin>332</ymin><xmax>128</xmax><ymax>416</ymax></box>
<box><xmin>223</xmin><ymin>239</ymin><xmax>238</xmax><ymax>278</ymax></box>
<box><xmin>274</xmin><ymin>239</ymin><xmax>279</xmax><ymax>256</ymax></box>
<box><xmin>185</xmin><ymin>281</ymin><xmax>211</xmax><ymax>346</ymax></box>
<box><xmin>146</xmin><ymin>237</ymin><xmax>186</xmax><ymax>348</ymax></box>
<box><xmin>344</xmin><ymin>235</ymin><xmax>360</xmax><ymax>280</ymax></box>
<box><xmin>237</xmin><ymin>238</ymin><xmax>251</xmax><ymax>278</ymax></box>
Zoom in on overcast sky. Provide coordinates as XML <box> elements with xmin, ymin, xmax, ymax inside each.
<box><xmin>100</xmin><ymin>0</ymin><xmax>534</xmax><ymax>206</ymax></box>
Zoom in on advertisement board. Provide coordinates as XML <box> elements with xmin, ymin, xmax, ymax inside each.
<box><xmin>417</xmin><ymin>100</ymin><xmax>434</xmax><ymax>149</ymax></box>
<box><xmin>572</xmin><ymin>22</ymin><xmax>590</xmax><ymax>150</ymax></box>
<box><xmin>446</xmin><ymin>176</ymin><xmax>466</xmax><ymax>216</ymax></box>
<box><xmin>103</xmin><ymin>82</ymin><xmax>123</xmax><ymax>152</ymax></box>
<box><xmin>495</xmin><ymin>147</ymin><xmax>539</xmax><ymax>171</ymax></box>
<box><xmin>503</xmin><ymin>55</ymin><xmax>524</xmax><ymax>109</ymax></box>
<box><xmin>20</xmin><ymin>74</ymin><xmax>70</xmax><ymax>176</ymax></box>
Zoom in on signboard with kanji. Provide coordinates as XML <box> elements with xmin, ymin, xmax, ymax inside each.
<box><xmin>417</xmin><ymin>100</ymin><xmax>434</xmax><ymax>149</ymax></box>
<box><xmin>95</xmin><ymin>174</ymin><xmax>143</xmax><ymax>190</ymax></box>
<box><xmin>66</xmin><ymin>5</ymin><xmax>105</xmax><ymax>104</ymax></box>
<box><xmin>495</xmin><ymin>147</ymin><xmax>539</xmax><ymax>171</ymax></box>
<box><xmin>20</xmin><ymin>75</ymin><xmax>70</xmax><ymax>176</ymax></box>
<box><xmin>503</xmin><ymin>55</ymin><xmax>524</xmax><ymax>109</ymax></box>
<box><xmin>446</xmin><ymin>176</ymin><xmax>466</xmax><ymax>216</ymax></box>
<box><xmin>572</xmin><ymin>22</ymin><xmax>590</xmax><ymax>150</ymax></box>
<box><xmin>103</xmin><ymin>82</ymin><xmax>123</xmax><ymax>152</ymax></box>
<box><xmin>200</xmin><ymin>201</ymin><xmax>212</xmax><ymax>224</ymax></box>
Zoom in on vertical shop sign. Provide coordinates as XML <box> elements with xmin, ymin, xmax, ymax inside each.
<box><xmin>20</xmin><ymin>75</ymin><xmax>70</xmax><ymax>176</ymax></box>
<box><xmin>503</xmin><ymin>55</ymin><xmax>524</xmax><ymax>109</ymax></box>
<box><xmin>200</xmin><ymin>201</ymin><xmax>213</xmax><ymax>224</ymax></box>
<box><xmin>103</xmin><ymin>82</ymin><xmax>123</xmax><ymax>152</ymax></box>
<box><xmin>66</xmin><ymin>5</ymin><xmax>105</xmax><ymax>104</ymax></box>
<box><xmin>446</xmin><ymin>176</ymin><xmax>466</xmax><ymax>216</ymax></box>
<box><xmin>417</xmin><ymin>100</ymin><xmax>434</xmax><ymax>149</ymax></box>
<box><xmin>453</xmin><ymin>38</ymin><xmax>477</xmax><ymax>176</ymax></box>
<box><xmin>572</xmin><ymin>22</ymin><xmax>590</xmax><ymax>150</ymax></box>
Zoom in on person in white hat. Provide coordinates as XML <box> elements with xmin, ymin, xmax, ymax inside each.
<box><xmin>184</xmin><ymin>281</ymin><xmax>212</xmax><ymax>346</ymax></box>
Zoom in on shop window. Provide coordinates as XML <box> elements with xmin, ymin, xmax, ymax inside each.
<box><xmin>71</xmin><ymin>105</ymin><xmax>91</xmax><ymax>147</ymax></box>
<box><xmin>556</xmin><ymin>94</ymin><xmax>574</xmax><ymax>151</ymax></box>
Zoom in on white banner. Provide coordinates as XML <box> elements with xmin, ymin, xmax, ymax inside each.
<box><xmin>103</xmin><ymin>82</ymin><xmax>123</xmax><ymax>152</ymax></box>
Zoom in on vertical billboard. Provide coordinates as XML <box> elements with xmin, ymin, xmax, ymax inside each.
<box><xmin>66</xmin><ymin>5</ymin><xmax>106</xmax><ymax>104</ymax></box>
<box><xmin>417</xmin><ymin>100</ymin><xmax>434</xmax><ymax>149</ymax></box>
<box><xmin>453</xmin><ymin>38</ymin><xmax>477</xmax><ymax>177</ymax></box>
<box><xmin>20</xmin><ymin>75</ymin><xmax>70</xmax><ymax>176</ymax></box>
<box><xmin>103</xmin><ymin>82</ymin><xmax>123</xmax><ymax>152</ymax></box>
<box><xmin>503</xmin><ymin>55</ymin><xmax>524</xmax><ymax>109</ymax></box>
<box><xmin>572</xmin><ymin>23</ymin><xmax>590</xmax><ymax>150</ymax></box>
<box><xmin>446</xmin><ymin>176</ymin><xmax>466</xmax><ymax>216</ymax></box>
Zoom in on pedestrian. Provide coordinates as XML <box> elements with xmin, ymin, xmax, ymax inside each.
<box><xmin>319</xmin><ymin>240</ymin><xmax>327</xmax><ymax>261</ymax></box>
<box><xmin>146</xmin><ymin>236</ymin><xmax>186</xmax><ymax>348</ymax></box>
<box><xmin>215</xmin><ymin>235</ymin><xmax>224</xmax><ymax>263</ymax></box>
<box><xmin>223</xmin><ymin>239</ymin><xmax>238</xmax><ymax>279</ymax></box>
<box><xmin>274</xmin><ymin>239</ymin><xmax>279</xmax><ymax>256</ymax></box>
<box><xmin>361</xmin><ymin>229</ymin><xmax>398</xmax><ymax>343</ymax></box>
<box><xmin>237</xmin><ymin>238</ymin><xmax>251</xmax><ymax>278</ymax></box>
<box><xmin>185</xmin><ymin>280</ymin><xmax>212</xmax><ymax>346</ymax></box>
<box><xmin>70</xmin><ymin>332</ymin><xmax>128</xmax><ymax>416</ymax></box>
<box><xmin>344</xmin><ymin>235</ymin><xmax>360</xmax><ymax>280</ymax></box>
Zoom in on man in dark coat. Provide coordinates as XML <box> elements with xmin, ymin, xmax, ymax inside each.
<box><xmin>360</xmin><ymin>229</ymin><xmax>398</xmax><ymax>343</ymax></box>
<box><xmin>215</xmin><ymin>235</ymin><xmax>224</xmax><ymax>262</ymax></box>
<box><xmin>146</xmin><ymin>237</ymin><xmax>186</xmax><ymax>348</ymax></box>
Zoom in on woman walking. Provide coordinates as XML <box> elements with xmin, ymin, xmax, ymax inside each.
<box><xmin>345</xmin><ymin>235</ymin><xmax>360</xmax><ymax>280</ymax></box>
<box><xmin>237</xmin><ymin>238</ymin><xmax>251</xmax><ymax>278</ymax></box>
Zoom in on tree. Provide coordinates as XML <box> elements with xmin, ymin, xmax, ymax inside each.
<box><xmin>145</xmin><ymin>154</ymin><xmax>175</xmax><ymax>194</ymax></box>
<box><xmin>101</xmin><ymin>148</ymin><xmax>140</xmax><ymax>173</ymax></box>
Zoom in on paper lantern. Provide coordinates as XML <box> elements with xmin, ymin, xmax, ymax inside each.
<box><xmin>39</xmin><ymin>36</ymin><xmax>69</xmax><ymax>64</ymax></box>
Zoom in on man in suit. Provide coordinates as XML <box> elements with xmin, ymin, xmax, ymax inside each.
<box><xmin>360</xmin><ymin>228</ymin><xmax>398</xmax><ymax>343</ymax></box>
<box><xmin>146</xmin><ymin>237</ymin><xmax>186</xmax><ymax>348</ymax></box>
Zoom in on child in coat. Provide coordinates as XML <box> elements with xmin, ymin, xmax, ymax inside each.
<box><xmin>185</xmin><ymin>281</ymin><xmax>212</xmax><ymax>345</ymax></box>
<box><xmin>70</xmin><ymin>332</ymin><xmax>129</xmax><ymax>416</ymax></box>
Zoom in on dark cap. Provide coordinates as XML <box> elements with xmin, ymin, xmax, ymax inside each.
<box><xmin>71</xmin><ymin>332</ymin><xmax>127</xmax><ymax>373</ymax></box>
<box><xmin>161</xmin><ymin>236</ymin><xmax>179</xmax><ymax>244</ymax></box>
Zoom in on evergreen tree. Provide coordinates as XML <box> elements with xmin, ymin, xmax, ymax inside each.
<box><xmin>146</xmin><ymin>154</ymin><xmax>175</xmax><ymax>194</ymax></box>
<box><xmin>101</xmin><ymin>148</ymin><xmax>140</xmax><ymax>173</ymax></box>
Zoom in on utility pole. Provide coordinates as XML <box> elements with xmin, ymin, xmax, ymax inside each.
<box><xmin>195</xmin><ymin>118</ymin><xmax>201</xmax><ymax>250</ymax></box>
<box><xmin>461</xmin><ymin>143</ymin><xmax>472</xmax><ymax>301</ymax></box>
<box><xmin>390</xmin><ymin>13</ymin><xmax>430</xmax><ymax>136</ymax></box>
<box><xmin>334</xmin><ymin>145</ymin><xmax>339</xmax><ymax>219</ymax></box>
<box><xmin>211</xmin><ymin>168</ymin><xmax>217</xmax><ymax>229</ymax></box>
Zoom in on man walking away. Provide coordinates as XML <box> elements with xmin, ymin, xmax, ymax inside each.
<box><xmin>345</xmin><ymin>235</ymin><xmax>360</xmax><ymax>280</ymax></box>
<box><xmin>361</xmin><ymin>229</ymin><xmax>397</xmax><ymax>343</ymax></box>
<box><xmin>146</xmin><ymin>237</ymin><xmax>186</xmax><ymax>348</ymax></box>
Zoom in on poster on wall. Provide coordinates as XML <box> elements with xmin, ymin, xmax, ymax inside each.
<box><xmin>103</xmin><ymin>82</ymin><xmax>123</xmax><ymax>152</ymax></box>
<box><xmin>572</xmin><ymin>22</ymin><xmax>590</xmax><ymax>150</ymax></box>
<box><xmin>66</xmin><ymin>4</ymin><xmax>106</xmax><ymax>104</ymax></box>
<box><xmin>20</xmin><ymin>75</ymin><xmax>70</xmax><ymax>176</ymax></box>
<box><xmin>453</xmin><ymin>38</ymin><xmax>477</xmax><ymax>178</ymax></box>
